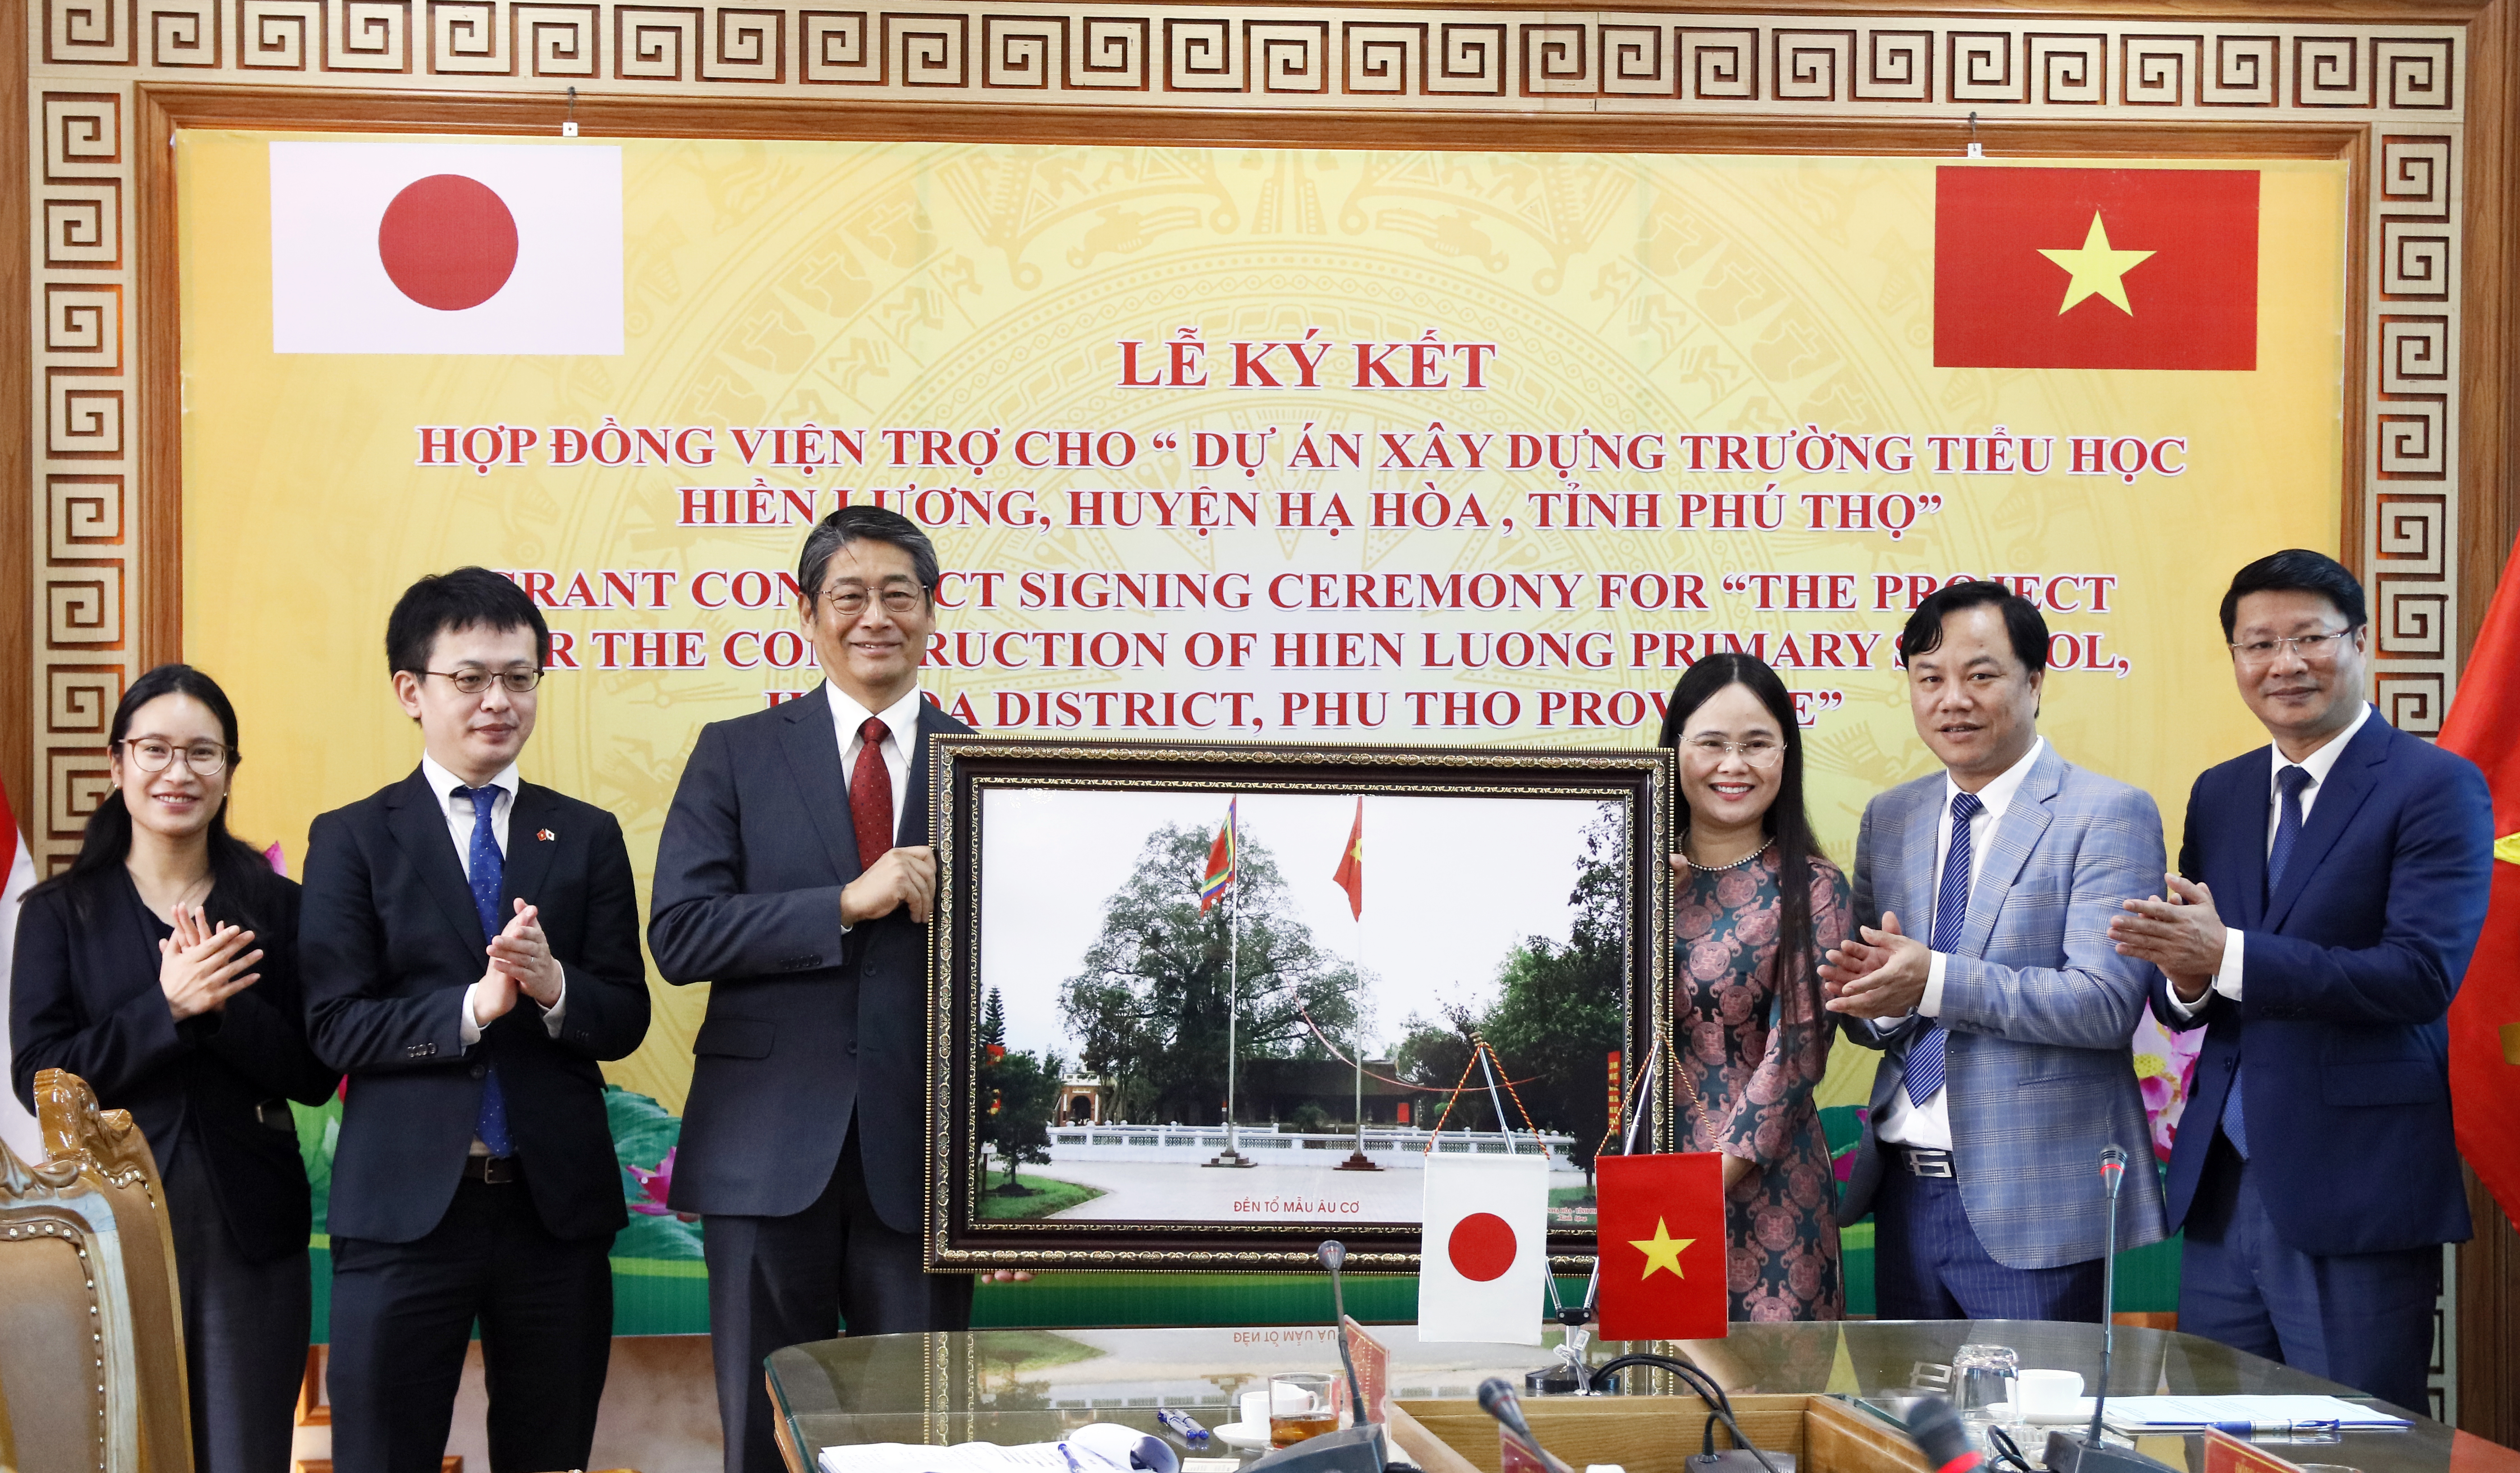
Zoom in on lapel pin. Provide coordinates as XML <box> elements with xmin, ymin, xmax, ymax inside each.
<box><xmin>536</xmin><ymin>828</ymin><xmax>556</xmax><ymax>842</ymax></box>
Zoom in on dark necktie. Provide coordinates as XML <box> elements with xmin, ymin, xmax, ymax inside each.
<box><xmin>1904</xmin><ymin>789</ymin><xmax>1983</xmax><ymax>1107</ymax></box>
<box><xmin>849</xmin><ymin>717</ymin><xmax>894</xmax><ymax>871</ymax></box>
<box><xmin>451</xmin><ymin>784</ymin><xmax>513</xmax><ymax>1158</ymax></box>
<box><xmin>2223</xmin><ymin>764</ymin><xmax>2312</xmax><ymax>1157</ymax></box>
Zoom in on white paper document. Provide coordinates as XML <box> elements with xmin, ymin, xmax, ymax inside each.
<box><xmin>2096</xmin><ymin>1395</ymin><xmax>2412</xmax><ymax>1432</ymax></box>
<box><xmin>822</xmin><ymin>1423</ymin><xmax>1181</xmax><ymax>1473</ymax></box>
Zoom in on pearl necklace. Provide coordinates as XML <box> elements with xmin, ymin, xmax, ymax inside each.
<box><xmin>1683</xmin><ymin>833</ymin><xmax>1773</xmax><ymax>873</ymax></box>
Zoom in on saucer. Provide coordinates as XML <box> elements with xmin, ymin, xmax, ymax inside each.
<box><xmin>1210</xmin><ymin>1422</ymin><xmax>1272</xmax><ymax>1450</ymax></box>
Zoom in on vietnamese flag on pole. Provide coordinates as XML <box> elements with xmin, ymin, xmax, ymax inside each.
<box><xmin>1331</xmin><ymin>797</ymin><xmax>1364</xmax><ymax>920</ymax></box>
<box><xmin>1934</xmin><ymin>167</ymin><xmax>2258</xmax><ymax>371</ymax></box>
<box><xmin>1594</xmin><ymin>1153</ymin><xmax>1729</xmax><ymax>1340</ymax></box>
<box><xmin>2434</xmin><ymin>531</ymin><xmax>2520</xmax><ymax>1231</ymax></box>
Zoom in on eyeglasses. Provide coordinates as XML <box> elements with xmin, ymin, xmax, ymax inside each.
<box><xmin>117</xmin><ymin>738</ymin><xmax>232</xmax><ymax>776</ymax></box>
<box><xmin>1683</xmin><ymin>736</ymin><xmax>1785</xmax><ymax>769</ymax></box>
<box><xmin>820</xmin><ymin>586</ymin><xmax>925</xmax><ymax>617</ymax></box>
<box><xmin>2227</xmin><ymin>628</ymin><xmax>2358</xmax><ymax>668</ymax></box>
<box><xmin>426</xmin><ymin>668</ymin><xmax>544</xmax><ymax>695</ymax></box>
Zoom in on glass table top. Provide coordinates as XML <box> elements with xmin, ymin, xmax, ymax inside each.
<box><xmin>769</xmin><ymin>1322</ymin><xmax>2503</xmax><ymax>1473</ymax></box>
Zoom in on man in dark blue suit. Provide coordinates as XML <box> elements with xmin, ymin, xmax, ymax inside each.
<box><xmin>2110</xmin><ymin>549</ymin><xmax>2491</xmax><ymax>1412</ymax></box>
<box><xmin>302</xmin><ymin>568</ymin><xmax>651</xmax><ymax>1473</ymax></box>
<box><xmin>652</xmin><ymin>506</ymin><xmax>1005</xmax><ymax>1473</ymax></box>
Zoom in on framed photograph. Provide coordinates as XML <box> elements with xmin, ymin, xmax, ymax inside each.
<box><xmin>924</xmin><ymin>738</ymin><xmax>1675</xmax><ymax>1272</ymax></box>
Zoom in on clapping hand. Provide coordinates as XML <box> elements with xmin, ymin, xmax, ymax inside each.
<box><xmin>488</xmin><ymin>899</ymin><xmax>565</xmax><ymax>1007</ymax></box>
<box><xmin>2109</xmin><ymin>873</ymin><xmax>2226</xmax><ymax>1002</ymax></box>
<box><xmin>159</xmin><ymin>905</ymin><xmax>262</xmax><ymax>1021</ymax></box>
<box><xmin>1819</xmin><ymin>910</ymin><xmax>1931</xmax><ymax>1018</ymax></box>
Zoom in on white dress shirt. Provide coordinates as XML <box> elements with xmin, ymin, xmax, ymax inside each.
<box><xmin>418</xmin><ymin>754</ymin><xmax>566</xmax><ymax>1045</ymax></box>
<box><xmin>2167</xmin><ymin>701</ymin><xmax>2374</xmax><ymax>1018</ymax></box>
<box><xmin>1872</xmin><ymin>735</ymin><xmax>2047</xmax><ymax>1149</ymax></box>
<box><xmin>827</xmin><ymin>684</ymin><xmax>927</xmax><ymax>933</ymax></box>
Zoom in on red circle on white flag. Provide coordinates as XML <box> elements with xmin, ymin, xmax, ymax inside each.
<box><xmin>1447</xmin><ymin>1212</ymin><xmax>1517</xmax><ymax>1282</ymax></box>
<box><xmin>377</xmin><ymin>174</ymin><xmax>519</xmax><ymax>312</ymax></box>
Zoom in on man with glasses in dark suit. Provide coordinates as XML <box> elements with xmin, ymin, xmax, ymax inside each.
<box><xmin>2111</xmin><ymin>550</ymin><xmax>2490</xmax><ymax>1411</ymax></box>
<box><xmin>653</xmin><ymin>506</ymin><xmax>1020</xmax><ymax>1473</ymax></box>
<box><xmin>302</xmin><ymin>567</ymin><xmax>650</xmax><ymax>1473</ymax></box>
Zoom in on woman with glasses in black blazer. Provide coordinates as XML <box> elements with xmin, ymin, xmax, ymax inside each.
<box><xmin>11</xmin><ymin>662</ymin><xmax>339</xmax><ymax>1473</ymax></box>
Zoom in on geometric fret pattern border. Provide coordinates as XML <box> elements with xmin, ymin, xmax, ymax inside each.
<box><xmin>25</xmin><ymin>0</ymin><xmax>2469</xmax><ymax>867</ymax></box>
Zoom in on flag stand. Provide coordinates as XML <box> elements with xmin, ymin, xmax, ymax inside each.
<box><xmin>1205</xmin><ymin>805</ymin><xmax>1254</xmax><ymax>1168</ymax></box>
<box><xmin>1334</xmin><ymin>916</ymin><xmax>1380</xmax><ymax>1171</ymax></box>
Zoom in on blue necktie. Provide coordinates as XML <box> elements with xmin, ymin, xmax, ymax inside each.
<box><xmin>452</xmin><ymin>784</ymin><xmax>514</xmax><ymax>1158</ymax></box>
<box><xmin>2223</xmin><ymin>764</ymin><xmax>2311</xmax><ymax>1158</ymax></box>
<box><xmin>1904</xmin><ymin>789</ymin><xmax>1982</xmax><ymax>1106</ymax></box>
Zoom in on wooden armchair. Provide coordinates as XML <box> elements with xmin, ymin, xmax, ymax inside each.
<box><xmin>0</xmin><ymin>1069</ymin><xmax>194</xmax><ymax>1473</ymax></box>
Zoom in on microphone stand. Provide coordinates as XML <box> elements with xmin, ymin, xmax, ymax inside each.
<box><xmin>1319</xmin><ymin>1240</ymin><xmax>1374</xmax><ymax>1426</ymax></box>
<box><xmin>2042</xmin><ymin>1146</ymin><xmax>2173</xmax><ymax>1473</ymax></box>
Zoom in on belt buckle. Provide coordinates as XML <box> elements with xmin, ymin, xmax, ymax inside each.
<box><xmin>470</xmin><ymin>1155</ymin><xmax>520</xmax><ymax>1185</ymax></box>
<box><xmin>1906</xmin><ymin>1148</ymin><xmax>1955</xmax><ymax>1179</ymax></box>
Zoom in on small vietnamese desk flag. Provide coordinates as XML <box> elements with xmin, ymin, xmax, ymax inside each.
<box><xmin>2435</xmin><ymin>529</ymin><xmax>2520</xmax><ymax>1232</ymax></box>
<box><xmin>1199</xmin><ymin>800</ymin><xmax>1238</xmax><ymax>914</ymax></box>
<box><xmin>1934</xmin><ymin>167</ymin><xmax>2258</xmax><ymax>371</ymax></box>
<box><xmin>1332</xmin><ymin>797</ymin><xmax>1364</xmax><ymax>920</ymax></box>
<box><xmin>1594</xmin><ymin>1153</ymin><xmax>1729</xmax><ymax>1340</ymax></box>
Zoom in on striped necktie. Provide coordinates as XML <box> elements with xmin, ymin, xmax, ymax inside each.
<box><xmin>1903</xmin><ymin>788</ymin><xmax>1982</xmax><ymax>1106</ymax></box>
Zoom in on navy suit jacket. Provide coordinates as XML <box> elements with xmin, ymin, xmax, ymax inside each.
<box><xmin>301</xmin><ymin>770</ymin><xmax>650</xmax><ymax>1244</ymax></box>
<box><xmin>2150</xmin><ymin>712</ymin><xmax>2490</xmax><ymax>1256</ymax></box>
<box><xmin>649</xmin><ymin>684</ymin><xmax>970</xmax><ymax>1227</ymax></box>
<box><xmin>12</xmin><ymin>868</ymin><xmax>338</xmax><ymax>1261</ymax></box>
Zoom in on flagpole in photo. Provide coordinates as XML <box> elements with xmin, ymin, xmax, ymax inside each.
<box><xmin>1203</xmin><ymin>799</ymin><xmax>1254</xmax><ymax>1169</ymax></box>
<box><xmin>1332</xmin><ymin>797</ymin><xmax>1379</xmax><ymax>1172</ymax></box>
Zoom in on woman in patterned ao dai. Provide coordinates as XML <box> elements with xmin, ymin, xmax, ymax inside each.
<box><xmin>1657</xmin><ymin>654</ymin><xmax>1855</xmax><ymax>1321</ymax></box>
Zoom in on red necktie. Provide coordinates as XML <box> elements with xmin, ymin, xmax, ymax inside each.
<box><xmin>849</xmin><ymin>716</ymin><xmax>893</xmax><ymax>870</ymax></box>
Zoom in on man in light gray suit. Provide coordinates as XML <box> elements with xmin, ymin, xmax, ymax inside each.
<box><xmin>1823</xmin><ymin>580</ymin><xmax>2167</xmax><ymax>1320</ymax></box>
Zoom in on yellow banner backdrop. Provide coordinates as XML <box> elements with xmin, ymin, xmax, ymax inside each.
<box><xmin>179</xmin><ymin>134</ymin><xmax>2347</xmax><ymax>1117</ymax></box>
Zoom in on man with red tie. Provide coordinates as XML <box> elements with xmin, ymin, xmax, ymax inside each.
<box><xmin>651</xmin><ymin>507</ymin><xmax>978</xmax><ymax>1473</ymax></box>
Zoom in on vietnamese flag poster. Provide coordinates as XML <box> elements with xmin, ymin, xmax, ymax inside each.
<box><xmin>1936</xmin><ymin>166</ymin><xmax>2259</xmax><ymax>370</ymax></box>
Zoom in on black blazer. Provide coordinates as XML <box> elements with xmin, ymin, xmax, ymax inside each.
<box><xmin>11</xmin><ymin>868</ymin><xmax>338</xmax><ymax>1262</ymax></box>
<box><xmin>649</xmin><ymin>685</ymin><xmax>970</xmax><ymax>1226</ymax></box>
<box><xmin>301</xmin><ymin>770</ymin><xmax>650</xmax><ymax>1244</ymax></box>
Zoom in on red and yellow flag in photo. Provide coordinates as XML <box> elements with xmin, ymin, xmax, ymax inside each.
<box><xmin>1331</xmin><ymin>797</ymin><xmax>1365</xmax><ymax>920</ymax></box>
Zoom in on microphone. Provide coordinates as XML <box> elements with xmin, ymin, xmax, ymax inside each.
<box><xmin>1236</xmin><ymin>1243</ymin><xmax>1389</xmax><ymax>1473</ymax></box>
<box><xmin>1319</xmin><ymin>1241</ymin><xmax>1374</xmax><ymax>1426</ymax></box>
<box><xmin>2042</xmin><ymin>1147</ymin><xmax>2173</xmax><ymax>1473</ymax></box>
<box><xmin>1902</xmin><ymin>1398</ymin><xmax>1983</xmax><ymax>1473</ymax></box>
<box><xmin>2087</xmin><ymin>1147</ymin><xmax>2128</xmax><ymax>1448</ymax></box>
<box><xmin>1479</xmin><ymin>1377</ymin><xmax>1553</xmax><ymax>1469</ymax></box>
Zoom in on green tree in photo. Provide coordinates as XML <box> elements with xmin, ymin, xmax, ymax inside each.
<box><xmin>980</xmin><ymin>1037</ymin><xmax>1066</xmax><ymax>1190</ymax></box>
<box><xmin>1390</xmin><ymin>807</ymin><xmax>1627</xmax><ymax>1176</ymax></box>
<box><xmin>1058</xmin><ymin>822</ymin><xmax>1360</xmax><ymax>1125</ymax></box>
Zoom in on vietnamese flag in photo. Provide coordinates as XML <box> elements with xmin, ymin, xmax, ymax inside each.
<box><xmin>269</xmin><ymin>141</ymin><xmax>623</xmax><ymax>355</ymax></box>
<box><xmin>1934</xmin><ymin>167</ymin><xmax>2258</xmax><ymax>371</ymax></box>
<box><xmin>1594</xmin><ymin>1153</ymin><xmax>1728</xmax><ymax>1340</ymax></box>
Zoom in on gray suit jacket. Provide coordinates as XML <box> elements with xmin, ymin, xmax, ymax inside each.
<box><xmin>649</xmin><ymin>684</ymin><xmax>971</xmax><ymax>1226</ymax></box>
<box><xmin>1835</xmin><ymin>742</ymin><xmax>2170</xmax><ymax>1269</ymax></box>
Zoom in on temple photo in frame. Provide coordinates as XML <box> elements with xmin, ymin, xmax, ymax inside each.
<box><xmin>923</xmin><ymin>739</ymin><xmax>1674</xmax><ymax>1271</ymax></box>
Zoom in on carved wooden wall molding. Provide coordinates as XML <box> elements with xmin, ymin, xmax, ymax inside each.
<box><xmin>20</xmin><ymin>0</ymin><xmax>2480</xmax><ymax>870</ymax></box>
